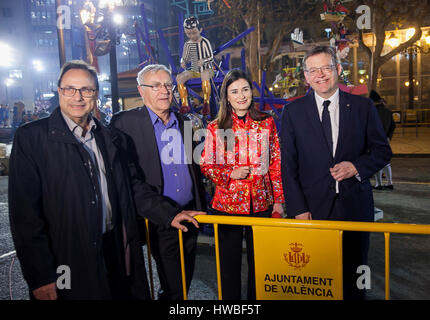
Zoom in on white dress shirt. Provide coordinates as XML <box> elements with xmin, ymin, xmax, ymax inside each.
<box><xmin>314</xmin><ymin>89</ymin><xmax>340</xmax><ymax>157</ymax></box>
<box><xmin>314</xmin><ymin>89</ymin><xmax>340</xmax><ymax>193</ymax></box>
<box><xmin>61</xmin><ymin>111</ymin><xmax>113</xmax><ymax>233</ymax></box>
<box><xmin>314</xmin><ymin>89</ymin><xmax>361</xmax><ymax>193</ymax></box>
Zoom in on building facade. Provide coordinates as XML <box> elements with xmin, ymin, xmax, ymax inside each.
<box><xmin>0</xmin><ymin>0</ymin><xmax>171</xmax><ymax>112</ymax></box>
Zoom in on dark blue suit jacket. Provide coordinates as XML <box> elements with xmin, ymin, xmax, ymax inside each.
<box><xmin>280</xmin><ymin>89</ymin><xmax>392</xmax><ymax>222</ymax></box>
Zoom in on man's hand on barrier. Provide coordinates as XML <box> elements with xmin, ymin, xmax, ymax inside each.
<box><xmin>295</xmin><ymin>211</ymin><xmax>312</xmax><ymax>220</ymax></box>
<box><xmin>272</xmin><ymin>203</ymin><xmax>284</xmax><ymax>218</ymax></box>
<box><xmin>171</xmin><ymin>210</ymin><xmax>206</xmax><ymax>232</ymax></box>
<box><xmin>33</xmin><ymin>282</ymin><xmax>57</xmax><ymax>300</ymax></box>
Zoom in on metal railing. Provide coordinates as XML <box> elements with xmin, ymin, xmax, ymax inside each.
<box><xmin>0</xmin><ymin>250</ymin><xmax>17</xmax><ymax>300</ymax></box>
<box><xmin>392</xmin><ymin>108</ymin><xmax>430</xmax><ymax>137</ymax></box>
<box><xmin>170</xmin><ymin>215</ymin><xmax>430</xmax><ymax>300</ymax></box>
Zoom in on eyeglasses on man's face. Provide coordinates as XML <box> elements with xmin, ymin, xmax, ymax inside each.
<box><xmin>140</xmin><ymin>82</ymin><xmax>174</xmax><ymax>92</ymax></box>
<box><xmin>60</xmin><ymin>87</ymin><xmax>97</xmax><ymax>98</ymax></box>
<box><xmin>304</xmin><ymin>65</ymin><xmax>336</xmax><ymax>76</ymax></box>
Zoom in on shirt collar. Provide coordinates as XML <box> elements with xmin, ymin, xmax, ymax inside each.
<box><xmin>314</xmin><ymin>88</ymin><xmax>339</xmax><ymax>111</ymax></box>
<box><xmin>146</xmin><ymin>106</ymin><xmax>177</xmax><ymax>128</ymax></box>
<box><xmin>61</xmin><ymin>110</ymin><xmax>96</xmax><ymax>137</ymax></box>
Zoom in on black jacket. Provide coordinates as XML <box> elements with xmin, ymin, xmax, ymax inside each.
<box><xmin>375</xmin><ymin>103</ymin><xmax>396</xmax><ymax>140</ymax></box>
<box><xmin>8</xmin><ymin>107</ymin><xmax>150</xmax><ymax>300</ymax></box>
<box><xmin>110</xmin><ymin>106</ymin><xmax>207</xmax><ymax>229</ymax></box>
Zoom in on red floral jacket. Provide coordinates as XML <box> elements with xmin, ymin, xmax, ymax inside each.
<box><xmin>200</xmin><ymin>112</ymin><xmax>284</xmax><ymax>215</ymax></box>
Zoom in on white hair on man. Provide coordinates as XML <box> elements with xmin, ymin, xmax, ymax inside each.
<box><xmin>136</xmin><ymin>64</ymin><xmax>172</xmax><ymax>85</ymax></box>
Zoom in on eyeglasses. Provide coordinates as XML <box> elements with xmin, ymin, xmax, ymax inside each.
<box><xmin>304</xmin><ymin>65</ymin><xmax>336</xmax><ymax>76</ymax></box>
<box><xmin>60</xmin><ymin>87</ymin><xmax>97</xmax><ymax>98</ymax></box>
<box><xmin>140</xmin><ymin>83</ymin><xmax>174</xmax><ymax>91</ymax></box>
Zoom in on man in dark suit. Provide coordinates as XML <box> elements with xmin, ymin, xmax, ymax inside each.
<box><xmin>280</xmin><ymin>46</ymin><xmax>392</xmax><ymax>299</ymax></box>
<box><xmin>9</xmin><ymin>60</ymin><xmax>150</xmax><ymax>300</ymax></box>
<box><xmin>110</xmin><ymin>64</ymin><xmax>206</xmax><ymax>300</ymax></box>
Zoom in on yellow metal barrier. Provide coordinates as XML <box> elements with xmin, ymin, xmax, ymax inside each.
<box><xmin>144</xmin><ymin>219</ymin><xmax>155</xmax><ymax>300</ymax></box>
<box><xmin>174</xmin><ymin>215</ymin><xmax>430</xmax><ymax>300</ymax></box>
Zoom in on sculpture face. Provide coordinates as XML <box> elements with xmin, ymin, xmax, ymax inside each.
<box><xmin>184</xmin><ymin>27</ymin><xmax>202</xmax><ymax>42</ymax></box>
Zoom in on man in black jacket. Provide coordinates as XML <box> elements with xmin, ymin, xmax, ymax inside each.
<box><xmin>369</xmin><ymin>90</ymin><xmax>396</xmax><ymax>190</ymax></box>
<box><xmin>8</xmin><ymin>60</ymin><xmax>152</xmax><ymax>300</ymax></box>
<box><xmin>110</xmin><ymin>64</ymin><xmax>207</xmax><ymax>300</ymax></box>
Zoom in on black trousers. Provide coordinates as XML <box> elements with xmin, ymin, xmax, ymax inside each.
<box><xmin>329</xmin><ymin>195</ymin><xmax>370</xmax><ymax>300</ymax></box>
<box><xmin>214</xmin><ymin>207</ymin><xmax>272</xmax><ymax>300</ymax></box>
<box><xmin>148</xmin><ymin>202</ymin><xmax>198</xmax><ymax>300</ymax></box>
<box><xmin>218</xmin><ymin>224</ymin><xmax>255</xmax><ymax>300</ymax></box>
<box><xmin>102</xmin><ymin>229</ymin><xmax>132</xmax><ymax>300</ymax></box>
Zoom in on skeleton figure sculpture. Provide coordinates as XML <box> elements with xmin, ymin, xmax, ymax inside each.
<box><xmin>177</xmin><ymin>16</ymin><xmax>214</xmax><ymax>115</ymax></box>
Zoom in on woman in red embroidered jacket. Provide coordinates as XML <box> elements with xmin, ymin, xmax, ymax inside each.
<box><xmin>200</xmin><ymin>69</ymin><xmax>284</xmax><ymax>300</ymax></box>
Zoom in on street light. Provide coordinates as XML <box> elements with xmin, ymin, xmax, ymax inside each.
<box><xmin>387</xmin><ymin>32</ymin><xmax>399</xmax><ymax>49</ymax></box>
<box><xmin>99</xmin><ymin>0</ymin><xmax>124</xmax><ymax>10</ymax></box>
<box><xmin>406</xmin><ymin>28</ymin><xmax>415</xmax><ymax>41</ymax></box>
<box><xmin>32</xmin><ymin>60</ymin><xmax>44</xmax><ymax>72</ymax></box>
<box><xmin>4</xmin><ymin>78</ymin><xmax>14</xmax><ymax>105</ymax></box>
<box><xmin>5</xmin><ymin>79</ymin><xmax>14</xmax><ymax>87</ymax></box>
<box><xmin>425</xmin><ymin>32</ymin><xmax>430</xmax><ymax>45</ymax></box>
<box><xmin>0</xmin><ymin>43</ymin><xmax>14</xmax><ymax>106</ymax></box>
<box><xmin>113</xmin><ymin>13</ymin><xmax>124</xmax><ymax>25</ymax></box>
<box><xmin>385</xmin><ymin>30</ymin><xmax>430</xmax><ymax>109</ymax></box>
<box><xmin>80</xmin><ymin>0</ymin><xmax>124</xmax><ymax>114</ymax></box>
<box><xmin>0</xmin><ymin>43</ymin><xmax>13</xmax><ymax>67</ymax></box>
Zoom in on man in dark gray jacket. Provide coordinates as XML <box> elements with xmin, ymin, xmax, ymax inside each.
<box><xmin>8</xmin><ymin>60</ymin><xmax>152</xmax><ymax>300</ymax></box>
<box><xmin>111</xmin><ymin>64</ymin><xmax>207</xmax><ymax>300</ymax></box>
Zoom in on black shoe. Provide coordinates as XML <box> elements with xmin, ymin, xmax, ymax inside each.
<box><xmin>373</xmin><ymin>186</ymin><xmax>383</xmax><ymax>190</ymax></box>
<box><xmin>384</xmin><ymin>185</ymin><xmax>394</xmax><ymax>190</ymax></box>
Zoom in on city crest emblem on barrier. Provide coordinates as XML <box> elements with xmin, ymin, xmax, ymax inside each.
<box><xmin>284</xmin><ymin>242</ymin><xmax>310</xmax><ymax>270</ymax></box>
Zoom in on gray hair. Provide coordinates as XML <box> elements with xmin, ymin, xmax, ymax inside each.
<box><xmin>302</xmin><ymin>46</ymin><xmax>338</xmax><ymax>71</ymax></box>
<box><xmin>136</xmin><ymin>64</ymin><xmax>172</xmax><ymax>85</ymax></box>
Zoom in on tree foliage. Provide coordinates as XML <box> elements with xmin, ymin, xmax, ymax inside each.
<box><xmin>214</xmin><ymin>0</ymin><xmax>314</xmax><ymax>83</ymax></box>
<box><xmin>214</xmin><ymin>0</ymin><xmax>430</xmax><ymax>92</ymax></box>
<box><xmin>353</xmin><ymin>0</ymin><xmax>430</xmax><ymax>90</ymax></box>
